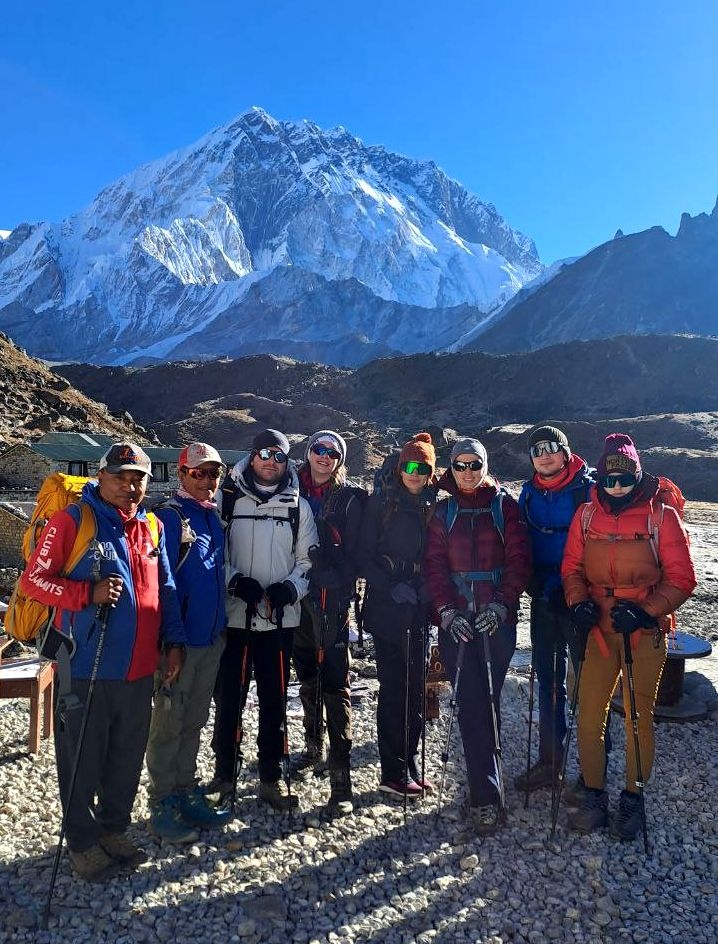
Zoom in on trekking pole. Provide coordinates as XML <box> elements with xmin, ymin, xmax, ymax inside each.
<box><xmin>621</xmin><ymin>632</ymin><xmax>650</xmax><ymax>855</ymax></box>
<box><xmin>314</xmin><ymin>588</ymin><xmax>327</xmax><ymax>751</ymax></box>
<box><xmin>436</xmin><ymin>640</ymin><xmax>465</xmax><ymax>817</ymax></box>
<box><xmin>42</xmin><ymin>586</ymin><xmax>117</xmax><ymax>930</ymax></box>
<box><xmin>230</xmin><ymin>609</ymin><xmax>252</xmax><ymax>816</ymax></box>
<box><xmin>354</xmin><ymin>578</ymin><xmax>365</xmax><ymax>654</ymax></box>
<box><xmin>550</xmin><ymin>642</ymin><xmax>559</xmax><ymax>820</ymax></box>
<box><xmin>479</xmin><ymin>621</ymin><xmax>507</xmax><ymax>821</ymax></box>
<box><xmin>276</xmin><ymin>608</ymin><xmax>293</xmax><ymax>825</ymax></box>
<box><xmin>403</xmin><ymin>622</ymin><xmax>411</xmax><ymax>823</ymax></box>
<box><xmin>420</xmin><ymin>618</ymin><xmax>428</xmax><ymax>798</ymax></box>
<box><xmin>524</xmin><ymin>644</ymin><xmax>536</xmax><ymax>809</ymax></box>
<box><xmin>550</xmin><ymin>634</ymin><xmax>586</xmax><ymax>838</ymax></box>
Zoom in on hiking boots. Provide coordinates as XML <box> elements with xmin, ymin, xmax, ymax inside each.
<box><xmin>203</xmin><ymin>777</ymin><xmax>233</xmax><ymax>801</ymax></box>
<box><xmin>99</xmin><ymin>833</ymin><xmax>148</xmax><ymax>868</ymax></box>
<box><xmin>328</xmin><ymin>768</ymin><xmax>353</xmax><ymax>816</ymax></box>
<box><xmin>611</xmin><ymin>789</ymin><xmax>643</xmax><ymax>841</ymax></box>
<box><xmin>378</xmin><ymin>778</ymin><xmax>423</xmax><ymax>799</ymax></box>
<box><xmin>471</xmin><ymin>804</ymin><xmax>500</xmax><ymax>835</ymax></box>
<box><xmin>562</xmin><ymin>775</ymin><xmax>588</xmax><ymax>807</ymax></box>
<box><xmin>149</xmin><ymin>796</ymin><xmax>200</xmax><ymax>844</ymax></box>
<box><xmin>291</xmin><ymin>743</ymin><xmax>325</xmax><ymax>779</ymax></box>
<box><xmin>258</xmin><ymin>780</ymin><xmax>299</xmax><ymax>812</ymax></box>
<box><xmin>568</xmin><ymin>788</ymin><xmax>609</xmax><ymax>833</ymax></box>
<box><xmin>515</xmin><ymin>760</ymin><xmax>558</xmax><ymax>793</ymax></box>
<box><xmin>179</xmin><ymin>787</ymin><xmax>232</xmax><ymax>829</ymax></box>
<box><xmin>68</xmin><ymin>844</ymin><xmax>121</xmax><ymax>883</ymax></box>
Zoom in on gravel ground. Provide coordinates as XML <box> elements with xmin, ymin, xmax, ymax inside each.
<box><xmin>1</xmin><ymin>502</ymin><xmax>716</xmax><ymax>944</ymax></box>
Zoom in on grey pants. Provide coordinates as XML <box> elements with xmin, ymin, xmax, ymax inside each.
<box><xmin>146</xmin><ymin>634</ymin><xmax>226</xmax><ymax>801</ymax></box>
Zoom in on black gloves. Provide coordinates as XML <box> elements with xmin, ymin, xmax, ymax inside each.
<box><xmin>610</xmin><ymin>602</ymin><xmax>658</xmax><ymax>634</ymax></box>
<box><xmin>265</xmin><ymin>581</ymin><xmax>297</xmax><ymax>617</ymax></box>
<box><xmin>228</xmin><ymin>575</ymin><xmax>264</xmax><ymax>606</ymax></box>
<box><xmin>439</xmin><ymin>607</ymin><xmax>474</xmax><ymax>644</ymax></box>
<box><xmin>475</xmin><ymin>602</ymin><xmax>508</xmax><ymax>636</ymax></box>
<box><xmin>570</xmin><ymin>600</ymin><xmax>600</xmax><ymax>632</ymax></box>
<box><xmin>391</xmin><ymin>581</ymin><xmax>419</xmax><ymax>606</ymax></box>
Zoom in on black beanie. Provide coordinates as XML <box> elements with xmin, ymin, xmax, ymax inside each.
<box><xmin>528</xmin><ymin>424</ymin><xmax>570</xmax><ymax>459</ymax></box>
<box><xmin>252</xmin><ymin>428</ymin><xmax>290</xmax><ymax>454</ymax></box>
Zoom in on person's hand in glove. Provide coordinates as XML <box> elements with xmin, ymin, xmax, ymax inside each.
<box><xmin>610</xmin><ymin>601</ymin><xmax>658</xmax><ymax>634</ymax></box>
<box><xmin>475</xmin><ymin>602</ymin><xmax>508</xmax><ymax>635</ymax></box>
<box><xmin>265</xmin><ymin>581</ymin><xmax>297</xmax><ymax>619</ymax></box>
<box><xmin>391</xmin><ymin>581</ymin><xmax>419</xmax><ymax>606</ymax></box>
<box><xmin>228</xmin><ymin>575</ymin><xmax>265</xmax><ymax>606</ymax></box>
<box><xmin>439</xmin><ymin>606</ymin><xmax>474</xmax><ymax>644</ymax></box>
<box><xmin>570</xmin><ymin>599</ymin><xmax>600</xmax><ymax>632</ymax></box>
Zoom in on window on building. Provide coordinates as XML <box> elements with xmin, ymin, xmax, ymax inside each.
<box><xmin>67</xmin><ymin>461</ymin><xmax>89</xmax><ymax>476</ymax></box>
<box><xmin>151</xmin><ymin>462</ymin><xmax>169</xmax><ymax>482</ymax></box>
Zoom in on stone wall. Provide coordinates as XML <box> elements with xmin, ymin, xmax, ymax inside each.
<box><xmin>0</xmin><ymin>445</ymin><xmax>55</xmax><ymax>489</ymax></box>
<box><xmin>0</xmin><ymin>506</ymin><xmax>26</xmax><ymax>568</ymax></box>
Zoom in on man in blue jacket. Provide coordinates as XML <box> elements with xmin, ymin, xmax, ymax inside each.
<box><xmin>146</xmin><ymin>443</ymin><xmax>231</xmax><ymax>840</ymax></box>
<box><xmin>517</xmin><ymin>425</ymin><xmax>594</xmax><ymax>793</ymax></box>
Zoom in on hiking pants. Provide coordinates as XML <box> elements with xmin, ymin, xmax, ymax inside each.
<box><xmin>145</xmin><ymin>633</ymin><xmax>225</xmax><ymax>800</ymax></box>
<box><xmin>373</xmin><ymin>626</ymin><xmax>426</xmax><ymax>784</ymax></box>
<box><xmin>212</xmin><ymin>625</ymin><xmax>294</xmax><ymax>784</ymax></box>
<box><xmin>577</xmin><ymin>629</ymin><xmax>666</xmax><ymax>792</ymax></box>
<box><xmin>293</xmin><ymin>603</ymin><xmax>352</xmax><ymax>769</ymax></box>
<box><xmin>54</xmin><ymin>676</ymin><xmax>153</xmax><ymax>852</ymax></box>
<box><xmin>439</xmin><ymin>622</ymin><xmax>516</xmax><ymax>807</ymax></box>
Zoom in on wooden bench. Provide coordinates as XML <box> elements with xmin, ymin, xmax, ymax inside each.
<box><xmin>0</xmin><ymin>650</ymin><xmax>54</xmax><ymax>753</ymax></box>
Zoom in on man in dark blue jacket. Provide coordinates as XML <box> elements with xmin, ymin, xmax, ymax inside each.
<box><xmin>517</xmin><ymin>425</ymin><xmax>594</xmax><ymax>793</ymax></box>
<box><xmin>146</xmin><ymin>443</ymin><xmax>231</xmax><ymax>840</ymax></box>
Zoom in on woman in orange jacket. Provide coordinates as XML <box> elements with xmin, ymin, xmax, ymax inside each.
<box><xmin>561</xmin><ymin>434</ymin><xmax>695</xmax><ymax>840</ymax></box>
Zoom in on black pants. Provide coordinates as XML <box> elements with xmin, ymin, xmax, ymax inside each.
<box><xmin>212</xmin><ymin>626</ymin><xmax>294</xmax><ymax>784</ymax></box>
<box><xmin>293</xmin><ymin>604</ymin><xmax>352</xmax><ymax>769</ymax></box>
<box><xmin>374</xmin><ymin>627</ymin><xmax>426</xmax><ymax>784</ymax></box>
<box><xmin>439</xmin><ymin>623</ymin><xmax>516</xmax><ymax>807</ymax></box>
<box><xmin>54</xmin><ymin>676</ymin><xmax>153</xmax><ymax>852</ymax></box>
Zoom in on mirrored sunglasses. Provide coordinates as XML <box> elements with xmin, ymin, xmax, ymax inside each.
<box><xmin>255</xmin><ymin>448</ymin><xmax>288</xmax><ymax>463</ymax></box>
<box><xmin>401</xmin><ymin>461</ymin><xmax>432</xmax><ymax>476</ymax></box>
<box><xmin>183</xmin><ymin>466</ymin><xmax>224</xmax><ymax>481</ymax></box>
<box><xmin>602</xmin><ymin>473</ymin><xmax>637</xmax><ymax>489</ymax></box>
<box><xmin>452</xmin><ymin>459</ymin><xmax>484</xmax><ymax>472</ymax></box>
<box><xmin>529</xmin><ymin>441</ymin><xmax>563</xmax><ymax>459</ymax></box>
<box><xmin>311</xmin><ymin>443</ymin><xmax>342</xmax><ymax>460</ymax></box>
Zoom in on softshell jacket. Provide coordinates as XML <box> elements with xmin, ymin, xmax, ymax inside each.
<box><xmin>424</xmin><ymin>472</ymin><xmax>531</xmax><ymax>624</ymax></box>
<box><xmin>156</xmin><ymin>494</ymin><xmax>226</xmax><ymax>647</ymax></box>
<box><xmin>519</xmin><ymin>457</ymin><xmax>594</xmax><ymax>599</ymax></box>
<box><xmin>20</xmin><ymin>482</ymin><xmax>185</xmax><ymax>681</ymax></box>
<box><xmin>561</xmin><ymin>475</ymin><xmax>696</xmax><ymax>641</ymax></box>
<box><xmin>218</xmin><ymin>458</ymin><xmax>318</xmax><ymax>631</ymax></box>
<box><xmin>357</xmin><ymin>480</ymin><xmax>435</xmax><ymax>640</ymax></box>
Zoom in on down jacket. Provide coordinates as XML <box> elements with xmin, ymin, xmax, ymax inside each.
<box><xmin>561</xmin><ymin>475</ymin><xmax>696</xmax><ymax>637</ymax></box>
<box><xmin>218</xmin><ymin>457</ymin><xmax>318</xmax><ymax>631</ymax></box>
<box><xmin>424</xmin><ymin>471</ymin><xmax>531</xmax><ymax>624</ymax></box>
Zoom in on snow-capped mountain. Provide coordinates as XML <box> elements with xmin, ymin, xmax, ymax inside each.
<box><xmin>0</xmin><ymin>107</ymin><xmax>542</xmax><ymax>366</ymax></box>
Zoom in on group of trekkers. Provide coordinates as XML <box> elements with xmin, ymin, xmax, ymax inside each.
<box><xmin>18</xmin><ymin>424</ymin><xmax>696</xmax><ymax>884</ymax></box>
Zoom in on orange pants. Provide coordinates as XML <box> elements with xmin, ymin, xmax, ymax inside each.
<box><xmin>577</xmin><ymin>629</ymin><xmax>666</xmax><ymax>791</ymax></box>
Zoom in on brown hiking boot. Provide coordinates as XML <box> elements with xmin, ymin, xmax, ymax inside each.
<box><xmin>68</xmin><ymin>844</ymin><xmax>121</xmax><ymax>883</ymax></box>
<box><xmin>258</xmin><ymin>780</ymin><xmax>299</xmax><ymax>812</ymax></box>
<box><xmin>328</xmin><ymin>768</ymin><xmax>353</xmax><ymax>815</ymax></box>
<box><xmin>99</xmin><ymin>833</ymin><xmax>148</xmax><ymax>867</ymax></box>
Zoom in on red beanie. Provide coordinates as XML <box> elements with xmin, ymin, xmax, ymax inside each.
<box><xmin>597</xmin><ymin>433</ymin><xmax>641</xmax><ymax>477</ymax></box>
<box><xmin>399</xmin><ymin>432</ymin><xmax>436</xmax><ymax>472</ymax></box>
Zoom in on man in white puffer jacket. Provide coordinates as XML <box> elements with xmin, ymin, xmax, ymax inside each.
<box><xmin>211</xmin><ymin>429</ymin><xmax>318</xmax><ymax>811</ymax></box>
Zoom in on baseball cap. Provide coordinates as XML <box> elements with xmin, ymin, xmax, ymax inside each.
<box><xmin>178</xmin><ymin>442</ymin><xmax>224</xmax><ymax>470</ymax></box>
<box><xmin>99</xmin><ymin>442</ymin><xmax>153</xmax><ymax>477</ymax></box>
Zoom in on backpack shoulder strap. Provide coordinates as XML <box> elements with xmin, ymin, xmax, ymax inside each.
<box><xmin>220</xmin><ymin>477</ymin><xmax>240</xmax><ymax>526</ymax></box>
<box><xmin>153</xmin><ymin>499</ymin><xmax>196</xmax><ymax>570</ymax></box>
<box><xmin>289</xmin><ymin>505</ymin><xmax>300</xmax><ymax>554</ymax></box>
<box><xmin>145</xmin><ymin>511</ymin><xmax>161</xmax><ymax>549</ymax></box>
<box><xmin>646</xmin><ymin>503</ymin><xmax>665</xmax><ymax>568</ymax></box>
<box><xmin>491</xmin><ymin>490</ymin><xmax>506</xmax><ymax>543</ymax></box>
<box><xmin>580</xmin><ymin>503</ymin><xmax>596</xmax><ymax>541</ymax></box>
<box><xmin>64</xmin><ymin>502</ymin><xmax>98</xmax><ymax>575</ymax></box>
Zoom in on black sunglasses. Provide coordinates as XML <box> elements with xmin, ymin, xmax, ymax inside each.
<box><xmin>452</xmin><ymin>459</ymin><xmax>484</xmax><ymax>472</ymax></box>
<box><xmin>602</xmin><ymin>473</ymin><xmax>637</xmax><ymax>488</ymax></box>
<box><xmin>255</xmin><ymin>448</ymin><xmax>288</xmax><ymax>463</ymax></box>
<box><xmin>311</xmin><ymin>443</ymin><xmax>342</xmax><ymax>460</ymax></box>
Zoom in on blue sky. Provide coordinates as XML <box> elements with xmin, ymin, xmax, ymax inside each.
<box><xmin>2</xmin><ymin>1</ymin><xmax>718</xmax><ymax>263</ymax></box>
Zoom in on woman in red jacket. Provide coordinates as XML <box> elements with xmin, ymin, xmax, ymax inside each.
<box><xmin>424</xmin><ymin>438</ymin><xmax>531</xmax><ymax>833</ymax></box>
<box><xmin>561</xmin><ymin>434</ymin><xmax>695</xmax><ymax>840</ymax></box>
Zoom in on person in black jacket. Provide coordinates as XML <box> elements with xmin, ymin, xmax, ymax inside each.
<box><xmin>358</xmin><ymin>433</ymin><xmax>437</xmax><ymax>798</ymax></box>
<box><xmin>293</xmin><ymin>430</ymin><xmax>365</xmax><ymax>814</ymax></box>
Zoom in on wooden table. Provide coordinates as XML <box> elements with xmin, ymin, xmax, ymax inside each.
<box><xmin>0</xmin><ymin>654</ymin><xmax>54</xmax><ymax>753</ymax></box>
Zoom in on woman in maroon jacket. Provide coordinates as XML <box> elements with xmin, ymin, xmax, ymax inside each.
<box><xmin>424</xmin><ymin>438</ymin><xmax>531</xmax><ymax>833</ymax></box>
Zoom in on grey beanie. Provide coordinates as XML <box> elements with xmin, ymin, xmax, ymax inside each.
<box><xmin>304</xmin><ymin>429</ymin><xmax>347</xmax><ymax>468</ymax></box>
<box><xmin>528</xmin><ymin>424</ymin><xmax>571</xmax><ymax>459</ymax></box>
<box><xmin>451</xmin><ymin>438</ymin><xmax>488</xmax><ymax>466</ymax></box>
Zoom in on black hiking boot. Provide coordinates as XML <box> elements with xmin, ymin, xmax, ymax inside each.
<box><xmin>611</xmin><ymin>789</ymin><xmax>643</xmax><ymax>841</ymax></box>
<box><xmin>562</xmin><ymin>774</ymin><xmax>588</xmax><ymax>808</ymax></box>
<box><xmin>568</xmin><ymin>788</ymin><xmax>608</xmax><ymax>833</ymax></box>
<box><xmin>515</xmin><ymin>760</ymin><xmax>557</xmax><ymax>793</ymax></box>
<box><xmin>291</xmin><ymin>742</ymin><xmax>325</xmax><ymax>779</ymax></box>
<box><xmin>328</xmin><ymin>767</ymin><xmax>353</xmax><ymax>816</ymax></box>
